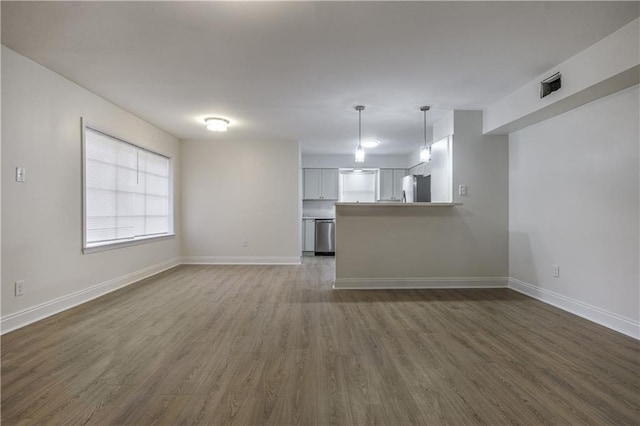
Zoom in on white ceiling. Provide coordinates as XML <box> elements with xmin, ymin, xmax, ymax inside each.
<box><xmin>2</xmin><ymin>1</ymin><xmax>638</xmax><ymax>155</ymax></box>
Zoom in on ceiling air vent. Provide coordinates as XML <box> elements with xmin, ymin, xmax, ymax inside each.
<box><xmin>540</xmin><ymin>72</ymin><xmax>562</xmax><ymax>98</ymax></box>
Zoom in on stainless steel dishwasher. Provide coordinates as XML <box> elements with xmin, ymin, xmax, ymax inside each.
<box><xmin>315</xmin><ymin>219</ymin><xmax>335</xmax><ymax>256</ymax></box>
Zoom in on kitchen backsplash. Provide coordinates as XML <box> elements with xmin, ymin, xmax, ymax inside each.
<box><xmin>303</xmin><ymin>200</ymin><xmax>336</xmax><ymax>218</ymax></box>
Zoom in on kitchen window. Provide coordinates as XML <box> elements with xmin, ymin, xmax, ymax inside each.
<box><xmin>82</xmin><ymin>122</ymin><xmax>173</xmax><ymax>253</ymax></box>
<box><xmin>339</xmin><ymin>169</ymin><xmax>377</xmax><ymax>202</ymax></box>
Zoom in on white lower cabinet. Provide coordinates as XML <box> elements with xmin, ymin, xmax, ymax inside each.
<box><xmin>303</xmin><ymin>219</ymin><xmax>315</xmax><ymax>252</ymax></box>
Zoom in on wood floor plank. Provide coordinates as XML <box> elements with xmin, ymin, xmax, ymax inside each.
<box><xmin>2</xmin><ymin>258</ymin><xmax>639</xmax><ymax>425</ymax></box>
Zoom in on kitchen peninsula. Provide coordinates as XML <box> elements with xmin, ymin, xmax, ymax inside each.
<box><xmin>334</xmin><ymin>201</ymin><xmax>508</xmax><ymax>290</ymax></box>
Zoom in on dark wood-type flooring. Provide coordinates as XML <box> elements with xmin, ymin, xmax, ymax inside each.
<box><xmin>2</xmin><ymin>258</ymin><xmax>639</xmax><ymax>425</ymax></box>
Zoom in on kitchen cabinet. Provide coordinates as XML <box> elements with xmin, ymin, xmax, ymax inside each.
<box><xmin>320</xmin><ymin>169</ymin><xmax>339</xmax><ymax>200</ymax></box>
<box><xmin>302</xmin><ymin>219</ymin><xmax>315</xmax><ymax>252</ymax></box>
<box><xmin>410</xmin><ymin>162</ymin><xmax>430</xmax><ymax>177</ymax></box>
<box><xmin>303</xmin><ymin>168</ymin><xmax>338</xmax><ymax>200</ymax></box>
<box><xmin>303</xmin><ymin>169</ymin><xmax>321</xmax><ymax>200</ymax></box>
<box><xmin>378</xmin><ymin>169</ymin><xmax>408</xmax><ymax>201</ymax></box>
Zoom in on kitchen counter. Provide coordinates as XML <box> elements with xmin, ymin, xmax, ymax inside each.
<box><xmin>302</xmin><ymin>216</ymin><xmax>335</xmax><ymax>220</ymax></box>
<box><xmin>333</xmin><ymin>202</ymin><xmax>505</xmax><ymax>290</ymax></box>
<box><xmin>334</xmin><ymin>202</ymin><xmax>461</xmax><ymax>217</ymax></box>
<box><xmin>335</xmin><ymin>202</ymin><xmax>460</xmax><ymax>206</ymax></box>
<box><xmin>335</xmin><ymin>202</ymin><xmax>460</xmax><ymax>208</ymax></box>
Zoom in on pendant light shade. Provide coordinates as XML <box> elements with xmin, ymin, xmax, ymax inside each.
<box><xmin>419</xmin><ymin>106</ymin><xmax>430</xmax><ymax>162</ymax></box>
<box><xmin>420</xmin><ymin>145</ymin><xmax>431</xmax><ymax>162</ymax></box>
<box><xmin>355</xmin><ymin>105</ymin><xmax>365</xmax><ymax>163</ymax></box>
<box><xmin>355</xmin><ymin>144</ymin><xmax>365</xmax><ymax>162</ymax></box>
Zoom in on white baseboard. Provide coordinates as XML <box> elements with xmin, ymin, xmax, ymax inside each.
<box><xmin>181</xmin><ymin>256</ymin><xmax>301</xmax><ymax>265</ymax></box>
<box><xmin>508</xmin><ymin>277</ymin><xmax>639</xmax><ymax>340</ymax></box>
<box><xmin>333</xmin><ymin>277</ymin><xmax>508</xmax><ymax>290</ymax></box>
<box><xmin>0</xmin><ymin>257</ymin><xmax>181</xmax><ymax>335</ymax></box>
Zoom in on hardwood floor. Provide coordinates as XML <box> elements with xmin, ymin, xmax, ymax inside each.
<box><xmin>2</xmin><ymin>258</ymin><xmax>639</xmax><ymax>425</ymax></box>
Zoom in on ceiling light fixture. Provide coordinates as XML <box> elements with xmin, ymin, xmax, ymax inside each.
<box><xmin>205</xmin><ymin>117</ymin><xmax>229</xmax><ymax>132</ymax></box>
<box><xmin>355</xmin><ymin>105</ymin><xmax>365</xmax><ymax>163</ymax></box>
<box><xmin>419</xmin><ymin>106</ymin><xmax>431</xmax><ymax>162</ymax></box>
<box><xmin>361</xmin><ymin>140</ymin><xmax>380</xmax><ymax>148</ymax></box>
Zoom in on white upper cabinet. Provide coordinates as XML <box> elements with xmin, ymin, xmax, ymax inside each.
<box><xmin>320</xmin><ymin>169</ymin><xmax>339</xmax><ymax>200</ymax></box>
<box><xmin>303</xmin><ymin>169</ymin><xmax>322</xmax><ymax>200</ymax></box>
<box><xmin>378</xmin><ymin>169</ymin><xmax>408</xmax><ymax>201</ymax></box>
<box><xmin>303</xmin><ymin>168</ymin><xmax>338</xmax><ymax>200</ymax></box>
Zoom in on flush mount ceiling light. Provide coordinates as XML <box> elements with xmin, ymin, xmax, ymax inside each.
<box><xmin>361</xmin><ymin>140</ymin><xmax>380</xmax><ymax>148</ymax></box>
<box><xmin>419</xmin><ymin>106</ymin><xmax>431</xmax><ymax>163</ymax></box>
<box><xmin>204</xmin><ymin>117</ymin><xmax>229</xmax><ymax>132</ymax></box>
<box><xmin>355</xmin><ymin>105</ymin><xmax>365</xmax><ymax>163</ymax></box>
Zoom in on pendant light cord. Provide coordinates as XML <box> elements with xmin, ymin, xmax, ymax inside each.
<box><xmin>423</xmin><ymin>109</ymin><xmax>427</xmax><ymax>147</ymax></box>
<box><xmin>420</xmin><ymin>105</ymin><xmax>430</xmax><ymax>147</ymax></box>
<box><xmin>358</xmin><ymin>108</ymin><xmax>362</xmax><ymax>147</ymax></box>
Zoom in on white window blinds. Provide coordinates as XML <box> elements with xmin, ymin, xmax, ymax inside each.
<box><xmin>84</xmin><ymin>127</ymin><xmax>171</xmax><ymax>247</ymax></box>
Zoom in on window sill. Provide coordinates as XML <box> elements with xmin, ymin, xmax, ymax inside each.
<box><xmin>83</xmin><ymin>234</ymin><xmax>176</xmax><ymax>254</ymax></box>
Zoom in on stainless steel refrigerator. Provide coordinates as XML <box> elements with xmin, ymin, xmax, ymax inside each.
<box><xmin>402</xmin><ymin>175</ymin><xmax>431</xmax><ymax>202</ymax></box>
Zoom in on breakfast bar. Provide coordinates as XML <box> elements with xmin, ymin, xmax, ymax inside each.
<box><xmin>334</xmin><ymin>202</ymin><xmax>508</xmax><ymax>290</ymax></box>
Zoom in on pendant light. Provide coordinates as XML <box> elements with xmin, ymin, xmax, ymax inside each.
<box><xmin>355</xmin><ymin>105</ymin><xmax>365</xmax><ymax>163</ymax></box>
<box><xmin>419</xmin><ymin>106</ymin><xmax>431</xmax><ymax>162</ymax></box>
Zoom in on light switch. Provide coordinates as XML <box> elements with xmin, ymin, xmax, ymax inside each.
<box><xmin>16</xmin><ymin>167</ymin><xmax>26</xmax><ymax>182</ymax></box>
<box><xmin>458</xmin><ymin>185</ymin><xmax>467</xmax><ymax>196</ymax></box>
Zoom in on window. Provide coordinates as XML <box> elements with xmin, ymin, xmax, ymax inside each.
<box><xmin>83</xmin><ymin>123</ymin><xmax>172</xmax><ymax>252</ymax></box>
<box><xmin>339</xmin><ymin>169</ymin><xmax>377</xmax><ymax>202</ymax></box>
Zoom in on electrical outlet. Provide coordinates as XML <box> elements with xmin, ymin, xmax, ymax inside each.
<box><xmin>242</xmin><ymin>239</ymin><xmax>249</xmax><ymax>248</ymax></box>
<box><xmin>458</xmin><ymin>185</ymin><xmax>467</xmax><ymax>196</ymax></box>
<box><xmin>15</xmin><ymin>280</ymin><xmax>24</xmax><ymax>297</ymax></box>
<box><xmin>552</xmin><ymin>264</ymin><xmax>560</xmax><ymax>278</ymax></box>
<box><xmin>16</xmin><ymin>167</ymin><xmax>26</xmax><ymax>182</ymax></box>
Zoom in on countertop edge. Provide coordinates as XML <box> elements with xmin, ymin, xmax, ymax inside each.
<box><xmin>335</xmin><ymin>202</ymin><xmax>462</xmax><ymax>207</ymax></box>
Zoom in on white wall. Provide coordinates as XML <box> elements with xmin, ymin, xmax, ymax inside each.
<box><xmin>1</xmin><ymin>47</ymin><xmax>181</xmax><ymax>329</ymax></box>
<box><xmin>0</xmin><ymin>41</ymin><xmax>3</xmax><ymax>335</ymax></box>
<box><xmin>509</xmin><ymin>85</ymin><xmax>639</xmax><ymax>336</ymax></box>
<box><xmin>484</xmin><ymin>18</ymin><xmax>640</xmax><ymax>135</ymax></box>
<box><xmin>433</xmin><ymin>110</ymin><xmax>454</xmax><ymax>142</ymax></box>
<box><xmin>429</xmin><ymin>136</ymin><xmax>452</xmax><ymax>203</ymax></box>
<box><xmin>452</xmin><ymin>111</ymin><xmax>510</xmax><ymax>273</ymax></box>
<box><xmin>181</xmin><ymin>138</ymin><xmax>300</xmax><ymax>264</ymax></box>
